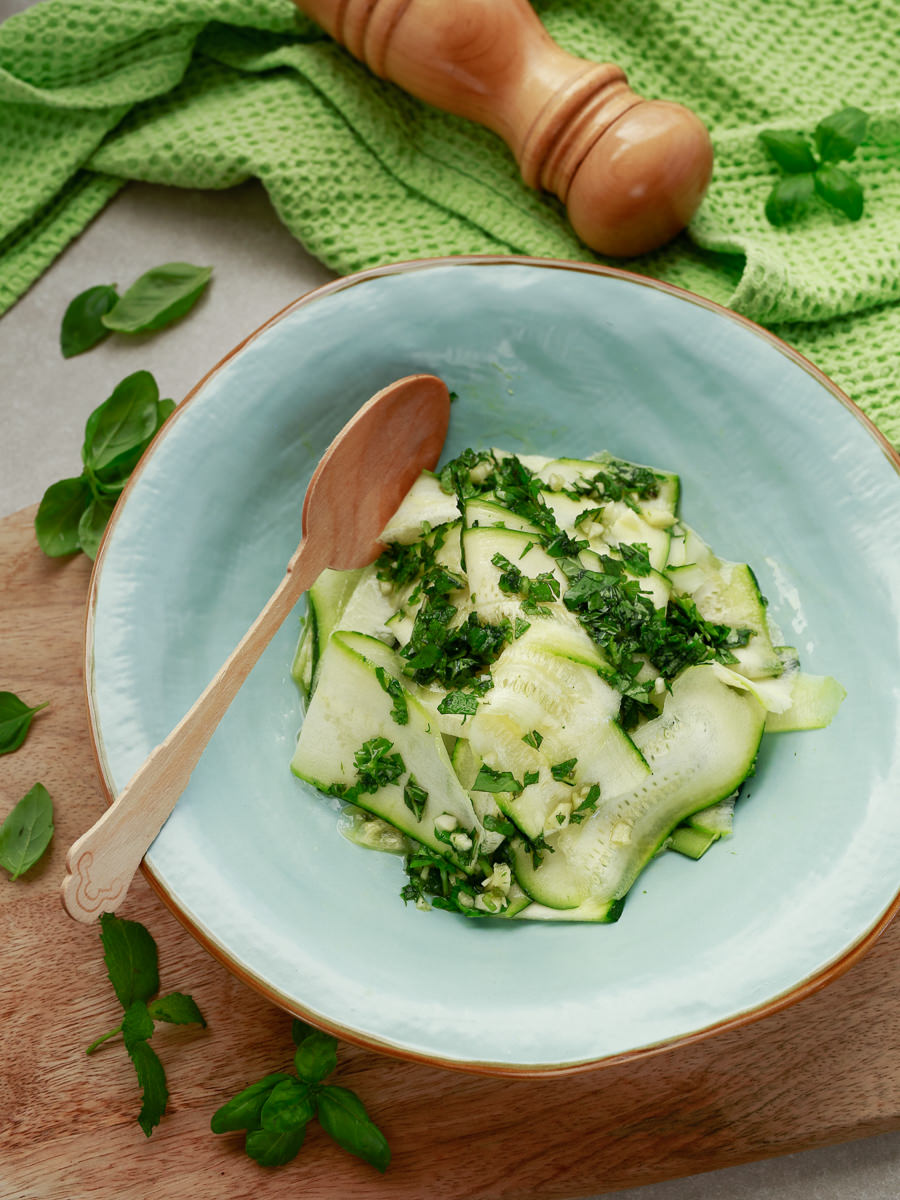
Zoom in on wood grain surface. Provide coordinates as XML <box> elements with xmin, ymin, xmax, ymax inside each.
<box><xmin>2</xmin><ymin>502</ymin><xmax>899</xmax><ymax>1200</ymax></box>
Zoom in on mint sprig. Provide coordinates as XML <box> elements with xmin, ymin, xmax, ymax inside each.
<box><xmin>87</xmin><ymin>914</ymin><xmax>206</xmax><ymax>1137</ymax></box>
<box><xmin>760</xmin><ymin>106</ymin><xmax>869</xmax><ymax>226</ymax></box>
<box><xmin>211</xmin><ymin>1020</ymin><xmax>390</xmax><ymax>1172</ymax></box>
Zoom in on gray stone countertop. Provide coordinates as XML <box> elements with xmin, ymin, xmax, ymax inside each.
<box><xmin>2</xmin><ymin>171</ymin><xmax>898</xmax><ymax>1200</ymax></box>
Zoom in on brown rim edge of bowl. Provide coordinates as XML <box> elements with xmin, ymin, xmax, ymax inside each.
<box><xmin>82</xmin><ymin>253</ymin><xmax>900</xmax><ymax>1079</ymax></box>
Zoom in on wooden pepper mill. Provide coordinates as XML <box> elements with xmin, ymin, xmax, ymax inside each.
<box><xmin>292</xmin><ymin>0</ymin><xmax>713</xmax><ymax>256</ymax></box>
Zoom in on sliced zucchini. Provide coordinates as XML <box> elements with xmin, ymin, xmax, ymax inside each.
<box><xmin>291</xmin><ymin>632</ymin><xmax>481</xmax><ymax>869</ymax></box>
<box><xmin>603</xmin><ymin>504</ymin><xmax>672</xmax><ymax>571</ymax></box>
<box><xmin>765</xmin><ymin>672</ymin><xmax>846</xmax><ymax>731</ymax></box>
<box><xmin>687</xmin><ymin>793</ymin><xmax>736</xmax><ymax>837</ymax></box>
<box><xmin>379</xmin><ymin>470</ymin><xmax>460</xmax><ymax>543</ymax></box>
<box><xmin>291</xmin><ymin>616</ymin><xmax>314</xmax><ymax>701</ymax></box>
<box><xmin>334</xmin><ymin>563</ymin><xmax>397</xmax><ymax>644</ymax></box>
<box><xmin>512</xmin><ymin>895</ymin><xmax>625</xmax><ymax>923</ymax></box>
<box><xmin>292</xmin><ymin>566</ymin><xmax>365</xmax><ymax>699</ymax></box>
<box><xmin>464</xmin><ymin>496</ymin><xmax>541</xmax><ymax>535</ymax></box>
<box><xmin>668</xmin><ymin>825</ymin><xmax>719</xmax><ymax>859</ymax></box>
<box><xmin>335</xmin><ymin>629</ymin><xmax>473</xmax><ymax>739</ymax></box>
<box><xmin>669</xmin><ymin>554</ymin><xmax>782</xmax><ymax>679</ymax></box>
<box><xmin>383</xmin><ymin>521</ymin><xmax>466</xmax><ymax>646</ymax></box>
<box><xmin>535</xmin><ymin>453</ymin><xmax>680</xmax><ymax>524</ymax></box>
<box><xmin>478</xmin><ymin>627</ymin><xmax>649</xmax><ymax>815</ymax></box>
<box><xmin>465</xmin><ymin>712</ymin><xmax>566</xmax><ymax>839</ymax></box>
<box><xmin>510</xmin><ymin>665</ymin><xmax>765</xmax><ymax>909</ymax></box>
<box><xmin>462</xmin><ymin>526</ymin><xmax>573</xmax><ymax>626</ymax></box>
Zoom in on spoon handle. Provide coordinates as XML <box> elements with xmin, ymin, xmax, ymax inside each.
<box><xmin>60</xmin><ymin>539</ymin><xmax>327</xmax><ymax>924</ymax></box>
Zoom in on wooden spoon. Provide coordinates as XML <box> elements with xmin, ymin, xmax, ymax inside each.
<box><xmin>61</xmin><ymin>373</ymin><xmax>451</xmax><ymax>923</ymax></box>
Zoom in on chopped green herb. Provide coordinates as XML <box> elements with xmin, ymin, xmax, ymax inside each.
<box><xmin>491</xmin><ymin>552</ymin><xmax>561</xmax><ymax>603</ymax></box>
<box><xmin>575</xmin><ymin>506</ymin><xmax>605</xmax><ymax>529</ymax></box>
<box><xmin>482</xmin><ymin>813</ymin><xmax>516</xmax><ymax>838</ymax></box>
<box><xmin>472</xmin><ymin>764</ymin><xmax>524</xmax><ymax>794</ymax></box>
<box><xmin>618</xmin><ymin>542</ymin><xmax>653</xmax><ymax>576</ymax></box>
<box><xmin>570</xmin><ymin>783</ymin><xmax>602</xmax><ymax>824</ymax></box>
<box><xmin>374</xmin><ymin>667</ymin><xmax>408</xmax><ymax>726</ymax></box>
<box><xmin>352</xmin><ymin>737</ymin><xmax>405</xmax><ymax>794</ymax></box>
<box><xmin>550</xmin><ymin>758</ymin><xmax>577</xmax><ymax>783</ymax></box>
<box><xmin>403</xmin><ymin>776</ymin><xmax>428</xmax><ymax>821</ymax></box>
<box><xmin>438</xmin><ymin>448</ymin><xmax>495</xmax><ymax>504</ymax></box>
<box><xmin>437</xmin><ymin>690</ymin><xmax>480</xmax><ymax>717</ymax></box>
<box><xmin>522</xmin><ymin>729</ymin><xmax>544</xmax><ymax>749</ymax></box>
<box><xmin>563</xmin><ymin>556</ymin><xmax>750</xmax><ymax>689</ymax></box>
<box><xmin>524</xmin><ymin>832</ymin><xmax>555</xmax><ymax>869</ymax></box>
<box><xmin>400</xmin><ymin>598</ymin><xmax>508</xmax><ymax>690</ymax></box>
<box><xmin>563</xmin><ymin>459</ymin><xmax>662</xmax><ymax>510</ymax></box>
<box><xmin>523</xmin><ymin>770</ymin><xmax>540</xmax><ymax>787</ymax></box>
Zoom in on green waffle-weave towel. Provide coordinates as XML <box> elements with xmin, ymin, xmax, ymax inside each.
<box><xmin>2</xmin><ymin>0</ymin><xmax>899</xmax><ymax>446</ymax></box>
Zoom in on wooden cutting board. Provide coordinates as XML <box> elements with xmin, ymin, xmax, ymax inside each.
<box><xmin>2</xmin><ymin>502</ymin><xmax>899</xmax><ymax>1200</ymax></box>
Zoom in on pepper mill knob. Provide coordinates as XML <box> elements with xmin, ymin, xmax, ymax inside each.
<box><xmin>292</xmin><ymin>0</ymin><xmax>713</xmax><ymax>256</ymax></box>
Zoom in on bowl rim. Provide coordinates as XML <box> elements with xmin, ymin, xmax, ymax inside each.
<box><xmin>83</xmin><ymin>253</ymin><xmax>900</xmax><ymax>1077</ymax></box>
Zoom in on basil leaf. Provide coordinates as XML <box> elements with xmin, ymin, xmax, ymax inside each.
<box><xmin>0</xmin><ymin>783</ymin><xmax>54</xmax><ymax>879</ymax></box>
<box><xmin>102</xmin><ymin>262</ymin><xmax>212</xmax><ymax>334</ymax></box>
<box><xmin>316</xmin><ymin>1085</ymin><xmax>390</xmax><ymax>1173</ymax></box>
<box><xmin>127</xmin><ymin>1038</ymin><xmax>169</xmax><ymax>1137</ymax></box>
<box><xmin>93</xmin><ymin>397</ymin><xmax>175</xmax><ymax>493</ymax></box>
<box><xmin>245</xmin><ymin>1124</ymin><xmax>307</xmax><ymax>1167</ymax></box>
<box><xmin>99</xmin><ymin>912</ymin><xmax>160</xmax><ymax>1009</ymax></box>
<box><xmin>122</xmin><ymin>1000</ymin><xmax>155</xmax><ymax>1050</ymax></box>
<box><xmin>147</xmin><ymin>992</ymin><xmax>207</xmax><ymax>1027</ymax></box>
<box><xmin>815</xmin><ymin>164</ymin><xmax>864</xmax><ymax>220</ymax></box>
<box><xmin>814</xmin><ymin>106</ymin><xmax>869</xmax><ymax>163</ymax></box>
<box><xmin>0</xmin><ymin>692</ymin><xmax>48</xmax><ymax>756</ymax></box>
<box><xmin>60</xmin><ymin>284</ymin><xmax>118</xmax><ymax>357</ymax></box>
<box><xmin>259</xmin><ymin>1078</ymin><xmax>315</xmax><ymax>1133</ymax></box>
<box><xmin>210</xmin><ymin>1073</ymin><xmax>293</xmax><ymax>1134</ymax></box>
<box><xmin>764</xmin><ymin>172</ymin><xmax>815</xmax><ymax>226</ymax></box>
<box><xmin>82</xmin><ymin>371</ymin><xmax>159</xmax><ymax>472</ymax></box>
<box><xmin>293</xmin><ymin>1027</ymin><xmax>338</xmax><ymax>1084</ymax></box>
<box><xmin>34</xmin><ymin>475</ymin><xmax>91</xmax><ymax>557</ymax></box>
<box><xmin>291</xmin><ymin>1018</ymin><xmax>316</xmax><ymax>1045</ymax></box>
<box><xmin>758</xmin><ymin>129</ymin><xmax>816</xmax><ymax>174</ymax></box>
<box><xmin>77</xmin><ymin>496</ymin><xmax>115</xmax><ymax>560</ymax></box>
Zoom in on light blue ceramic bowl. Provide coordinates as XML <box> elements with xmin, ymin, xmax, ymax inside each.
<box><xmin>86</xmin><ymin>257</ymin><xmax>900</xmax><ymax>1073</ymax></box>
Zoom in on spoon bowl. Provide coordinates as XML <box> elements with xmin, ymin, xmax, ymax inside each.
<box><xmin>60</xmin><ymin>373</ymin><xmax>451</xmax><ymax>923</ymax></box>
